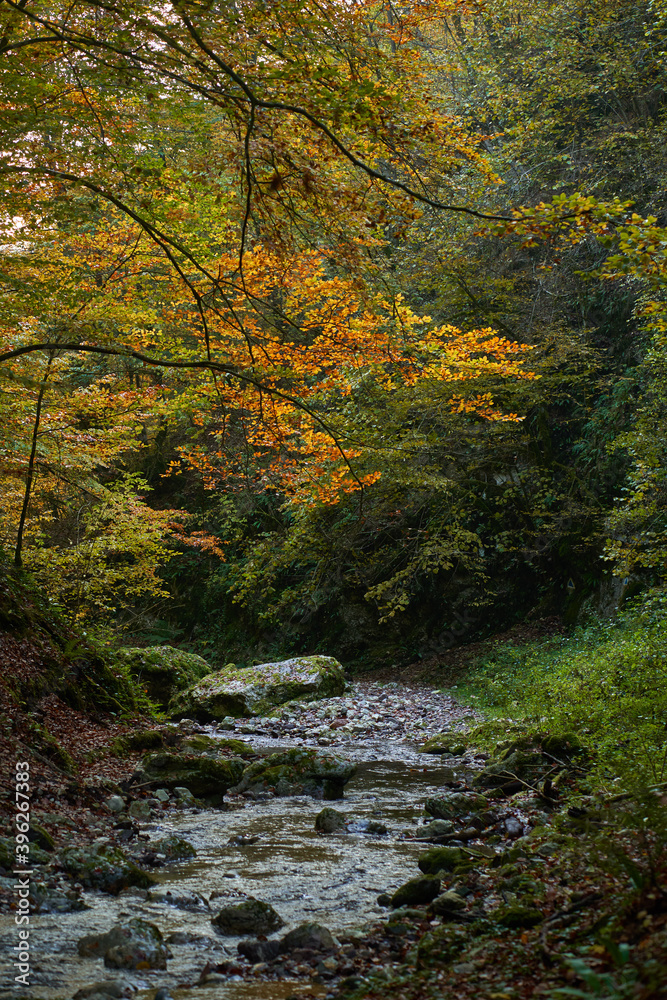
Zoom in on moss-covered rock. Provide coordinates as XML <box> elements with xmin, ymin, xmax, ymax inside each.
<box><xmin>424</xmin><ymin>793</ymin><xmax>488</xmax><ymax>820</ymax></box>
<box><xmin>473</xmin><ymin>750</ymin><xmax>546</xmax><ymax>788</ymax></box>
<box><xmin>232</xmin><ymin>748</ymin><xmax>356</xmax><ymax>800</ymax></box>
<box><xmin>28</xmin><ymin>823</ymin><xmax>55</xmax><ymax>852</ymax></box>
<box><xmin>211</xmin><ymin>897</ymin><xmax>285</xmax><ymax>935</ymax></box>
<box><xmin>180</xmin><ymin>734</ymin><xmax>255</xmax><ymax>758</ymax></box>
<box><xmin>59</xmin><ymin>844</ymin><xmax>155</xmax><ymax>894</ymax></box>
<box><xmin>417</xmin><ymin>846</ymin><xmax>464</xmax><ymax>875</ymax></box>
<box><xmin>280</xmin><ymin>922</ymin><xmax>335</xmax><ymax>953</ymax></box>
<box><xmin>428</xmin><ymin>891</ymin><xmax>467</xmax><ymax>917</ymax></box>
<box><xmin>419</xmin><ymin>819</ymin><xmax>455</xmax><ymax>838</ymax></box>
<box><xmin>169</xmin><ymin>655</ymin><xmax>346</xmax><ymax>720</ymax></box>
<box><xmin>418</xmin><ymin>732</ymin><xmax>469</xmax><ymax>756</ymax></box>
<box><xmin>149</xmin><ymin>834</ymin><xmax>196</xmax><ymax>861</ymax></box>
<box><xmin>113</xmin><ymin>646</ymin><xmax>212</xmax><ymax>710</ymax></box>
<box><xmin>0</xmin><ymin>836</ymin><xmax>50</xmax><ymax>868</ymax></box>
<box><xmin>390</xmin><ymin>876</ymin><xmax>441</xmax><ymax>908</ymax></box>
<box><xmin>315</xmin><ymin>807</ymin><xmax>347</xmax><ymax>833</ymax></box>
<box><xmin>135</xmin><ymin>751</ymin><xmax>244</xmax><ymax>797</ymax></box>
<box><xmin>415</xmin><ymin>924</ymin><xmax>470</xmax><ymax>968</ymax></box>
<box><xmin>541</xmin><ymin>732</ymin><xmax>585</xmax><ymax>756</ymax></box>
<box><xmin>114</xmin><ymin>729</ymin><xmax>166</xmax><ymax>754</ymax></box>
<box><xmin>494</xmin><ymin>903</ymin><xmax>544</xmax><ymax>928</ymax></box>
<box><xmin>103</xmin><ymin>918</ymin><xmax>169</xmax><ymax>970</ymax></box>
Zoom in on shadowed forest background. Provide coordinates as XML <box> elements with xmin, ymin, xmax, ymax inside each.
<box><xmin>2</xmin><ymin>0</ymin><xmax>667</xmax><ymax>667</ymax></box>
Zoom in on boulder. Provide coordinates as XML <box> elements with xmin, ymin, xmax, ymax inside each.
<box><xmin>0</xmin><ymin>835</ymin><xmax>51</xmax><ymax>867</ymax></box>
<box><xmin>180</xmin><ymin>734</ymin><xmax>254</xmax><ymax>758</ymax></box>
<box><xmin>473</xmin><ymin>750</ymin><xmax>544</xmax><ymax>788</ymax></box>
<box><xmin>28</xmin><ymin>823</ymin><xmax>55</xmax><ymax>851</ymax></box>
<box><xmin>232</xmin><ymin>748</ymin><xmax>355</xmax><ymax>800</ymax></box>
<box><xmin>148</xmin><ymin>889</ymin><xmax>209</xmax><ymax>911</ymax></box>
<box><xmin>211</xmin><ymin>897</ymin><xmax>285</xmax><ymax>935</ymax></box>
<box><xmin>102</xmin><ymin>918</ymin><xmax>169</xmax><ymax>970</ymax></box>
<box><xmin>418</xmin><ymin>732</ymin><xmax>469</xmax><ymax>756</ymax></box>
<box><xmin>60</xmin><ymin>845</ymin><xmax>155</xmax><ymax>895</ymax></box>
<box><xmin>424</xmin><ymin>793</ymin><xmax>488</xmax><ymax>820</ymax></box>
<box><xmin>315</xmin><ymin>808</ymin><xmax>347</xmax><ymax>833</ymax></box>
<box><xmin>105</xmin><ymin>795</ymin><xmax>126</xmax><ymax>814</ymax></box>
<box><xmin>280</xmin><ymin>922</ymin><xmax>335</xmax><ymax>953</ymax></box>
<box><xmin>149</xmin><ymin>834</ymin><xmax>196</xmax><ymax>861</ymax></box>
<box><xmin>238</xmin><ymin>938</ymin><xmax>282</xmax><ymax>963</ymax></box>
<box><xmin>429</xmin><ymin>891</ymin><xmax>467</xmax><ymax>917</ymax></box>
<box><xmin>31</xmin><ymin>881</ymin><xmax>88</xmax><ymax>913</ymax></box>
<box><xmin>78</xmin><ymin>925</ymin><xmax>130</xmax><ymax>958</ymax></box>
<box><xmin>417</xmin><ymin>846</ymin><xmax>464</xmax><ymax>875</ymax></box>
<box><xmin>73</xmin><ymin>983</ymin><xmax>129</xmax><ymax>1000</ymax></box>
<box><xmin>419</xmin><ymin>819</ymin><xmax>455</xmax><ymax>838</ymax></box>
<box><xmin>173</xmin><ymin>786</ymin><xmax>196</xmax><ymax>807</ymax></box>
<box><xmin>114</xmin><ymin>646</ymin><xmax>212</xmax><ymax>709</ymax></box>
<box><xmin>169</xmin><ymin>655</ymin><xmax>346</xmax><ymax>720</ymax></box>
<box><xmin>134</xmin><ymin>751</ymin><xmax>244</xmax><ymax>798</ymax></box>
<box><xmin>1</xmin><ymin>834</ymin><xmax>50</xmax><ymax>867</ymax></box>
<box><xmin>128</xmin><ymin>800</ymin><xmax>153</xmax><ymax>820</ymax></box>
<box><xmin>390</xmin><ymin>877</ymin><xmax>441</xmax><ymax>908</ymax></box>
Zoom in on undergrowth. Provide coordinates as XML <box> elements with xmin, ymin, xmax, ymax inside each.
<box><xmin>453</xmin><ymin>590</ymin><xmax>667</xmax><ymax>787</ymax></box>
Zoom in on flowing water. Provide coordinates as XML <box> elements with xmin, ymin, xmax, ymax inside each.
<box><xmin>0</xmin><ymin>685</ymin><xmax>480</xmax><ymax>1000</ymax></box>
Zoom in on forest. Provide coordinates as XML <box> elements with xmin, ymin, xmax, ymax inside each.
<box><xmin>0</xmin><ymin>1</ymin><xmax>666</xmax><ymax>999</ymax></box>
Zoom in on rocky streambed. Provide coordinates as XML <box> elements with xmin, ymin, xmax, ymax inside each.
<box><xmin>0</xmin><ymin>680</ymin><xmax>587</xmax><ymax>1000</ymax></box>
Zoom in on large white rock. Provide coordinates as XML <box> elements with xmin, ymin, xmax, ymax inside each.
<box><xmin>169</xmin><ymin>655</ymin><xmax>345</xmax><ymax>719</ymax></box>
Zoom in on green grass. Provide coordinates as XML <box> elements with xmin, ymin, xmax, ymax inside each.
<box><xmin>452</xmin><ymin>590</ymin><xmax>667</xmax><ymax>786</ymax></box>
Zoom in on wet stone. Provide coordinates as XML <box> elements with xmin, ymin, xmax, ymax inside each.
<box><xmin>31</xmin><ymin>881</ymin><xmax>88</xmax><ymax>914</ymax></box>
<box><xmin>417</xmin><ymin>846</ymin><xmax>464</xmax><ymax>875</ymax></box>
<box><xmin>60</xmin><ymin>844</ymin><xmax>155</xmax><ymax>895</ymax></box>
<box><xmin>365</xmin><ymin>820</ymin><xmax>388</xmax><ymax>835</ymax></box>
<box><xmin>391</xmin><ymin>876</ymin><xmax>441</xmax><ymax>908</ymax></box>
<box><xmin>148</xmin><ymin>833</ymin><xmax>196</xmax><ymax>860</ymax></box>
<box><xmin>428</xmin><ymin>891</ymin><xmax>467</xmax><ymax>917</ymax></box>
<box><xmin>102</xmin><ymin>918</ymin><xmax>170</xmax><ymax>970</ymax></box>
<box><xmin>211</xmin><ymin>896</ymin><xmax>285</xmax><ymax>935</ymax></box>
<box><xmin>425</xmin><ymin>793</ymin><xmax>488</xmax><ymax>819</ymax></box>
<box><xmin>238</xmin><ymin>938</ymin><xmax>282</xmax><ymax>963</ymax></box>
<box><xmin>105</xmin><ymin>795</ymin><xmax>126</xmax><ymax>814</ymax></box>
<box><xmin>280</xmin><ymin>922</ymin><xmax>336</xmax><ymax>953</ymax></box>
<box><xmin>315</xmin><ymin>807</ymin><xmax>347</xmax><ymax>833</ymax></box>
<box><xmin>72</xmin><ymin>983</ymin><xmax>131</xmax><ymax>999</ymax></box>
<box><xmin>148</xmin><ymin>889</ymin><xmax>210</xmax><ymax>911</ymax></box>
<box><xmin>419</xmin><ymin>819</ymin><xmax>455</xmax><ymax>838</ymax></box>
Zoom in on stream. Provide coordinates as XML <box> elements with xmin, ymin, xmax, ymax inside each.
<box><xmin>0</xmin><ymin>682</ymin><xmax>484</xmax><ymax>1000</ymax></box>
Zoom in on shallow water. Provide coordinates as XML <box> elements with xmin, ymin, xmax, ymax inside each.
<box><xmin>0</xmin><ymin>688</ymin><xmax>477</xmax><ymax>1000</ymax></box>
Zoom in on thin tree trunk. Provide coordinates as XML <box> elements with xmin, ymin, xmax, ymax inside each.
<box><xmin>14</xmin><ymin>353</ymin><xmax>54</xmax><ymax>568</ymax></box>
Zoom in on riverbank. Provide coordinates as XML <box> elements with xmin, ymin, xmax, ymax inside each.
<box><xmin>2</xmin><ymin>677</ymin><xmax>665</xmax><ymax>1000</ymax></box>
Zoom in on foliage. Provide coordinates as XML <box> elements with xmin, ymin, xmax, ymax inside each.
<box><xmin>24</xmin><ymin>475</ymin><xmax>180</xmax><ymax>626</ymax></box>
<box><xmin>455</xmin><ymin>590</ymin><xmax>667</xmax><ymax>785</ymax></box>
<box><xmin>1</xmin><ymin>0</ymin><xmax>667</xmax><ymax>654</ymax></box>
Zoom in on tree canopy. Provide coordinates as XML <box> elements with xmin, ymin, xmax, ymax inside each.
<box><xmin>1</xmin><ymin>0</ymin><xmax>666</xmax><ymax>648</ymax></box>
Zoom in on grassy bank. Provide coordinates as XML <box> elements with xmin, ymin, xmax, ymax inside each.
<box><xmin>452</xmin><ymin>591</ymin><xmax>667</xmax><ymax>790</ymax></box>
